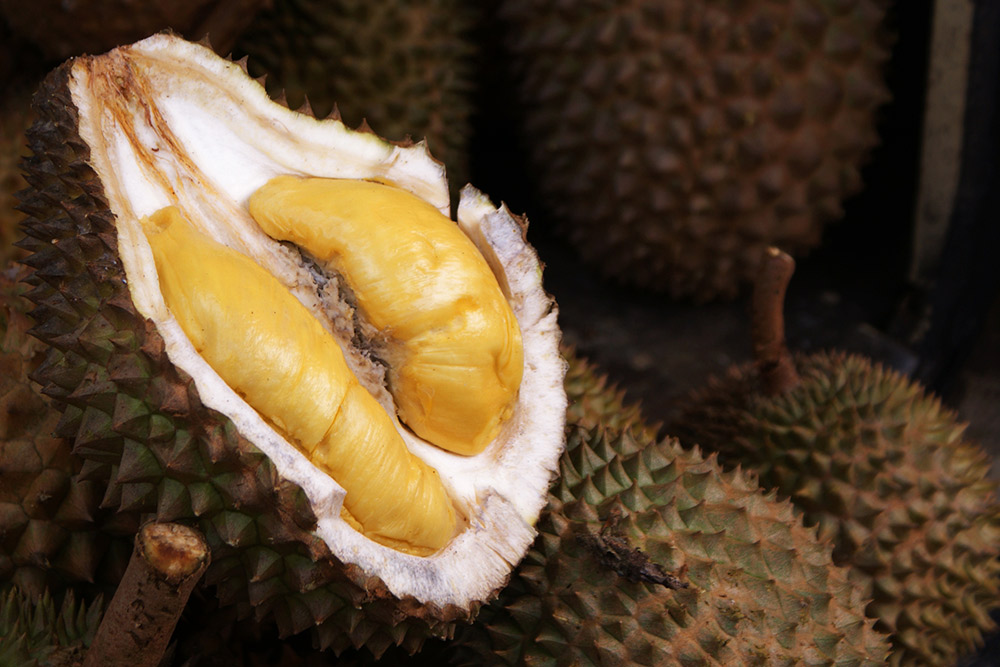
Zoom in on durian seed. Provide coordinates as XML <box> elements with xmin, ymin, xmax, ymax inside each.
<box><xmin>248</xmin><ymin>176</ymin><xmax>524</xmax><ymax>456</ymax></box>
<box><xmin>140</xmin><ymin>206</ymin><xmax>457</xmax><ymax>555</ymax></box>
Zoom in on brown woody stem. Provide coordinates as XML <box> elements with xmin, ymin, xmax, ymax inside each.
<box><xmin>752</xmin><ymin>247</ymin><xmax>801</xmax><ymax>396</ymax></box>
<box><xmin>83</xmin><ymin>522</ymin><xmax>210</xmax><ymax>667</ymax></box>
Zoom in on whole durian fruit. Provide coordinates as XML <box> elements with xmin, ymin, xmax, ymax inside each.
<box><xmin>0</xmin><ymin>267</ymin><xmax>132</xmax><ymax>597</ymax></box>
<box><xmin>16</xmin><ymin>34</ymin><xmax>566</xmax><ymax>657</ymax></box>
<box><xmin>674</xmin><ymin>249</ymin><xmax>1000</xmax><ymax>665</ymax></box>
<box><xmin>496</xmin><ymin>0</ymin><xmax>891</xmax><ymax>300</ymax></box>
<box><xmin>234</xmin><ymin>0</ymin><xmax>477</xmax><ymax>189</ymax></box>
<box><xmin>453</xmin><ymin>422</ymin><xmax>891</xmax><ymax>664</ymax></box>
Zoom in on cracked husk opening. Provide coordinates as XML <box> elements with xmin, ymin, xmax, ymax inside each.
<box><xmin>63</xmin><ymin>33</ymin><xmax>566</xmax><ymax>611</ymax></box>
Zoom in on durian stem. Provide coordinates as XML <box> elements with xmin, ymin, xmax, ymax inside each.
<box><xmin>581</xmin><ymin>507</ymin><xmax>688</xmax><ymax>590</ymax></box>
<box><xmin>752</xmin><ymin>247</ymin><xmax>801</xmax><ymax>396</ymax></box>
<box><xmin>83</xmin><ymin>522</ymin><xmax>210</xmax><ymax>667</ymax></box>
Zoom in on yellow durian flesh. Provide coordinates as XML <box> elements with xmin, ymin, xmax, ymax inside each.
<box><xmin>141</xmin><ymin>206</ymin><xmax>457</xmax><ymax>555</ymax></box>
<box><xmin>248</xmin><ymin>176</ymin><xmax>524</xmax><ymax>456</ymax></box>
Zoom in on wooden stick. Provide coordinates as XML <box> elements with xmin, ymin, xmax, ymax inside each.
<box><xmin>752</xmin><ymin>247</ymin><xmax>801</xmax><ymax>396</ymax></box>
<box><xmin>83</xmin><ymin>522</ymin><xmax>210</xmax><ymax>667</ymax></box>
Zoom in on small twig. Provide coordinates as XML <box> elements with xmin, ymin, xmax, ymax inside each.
<box><xmin>579</xmin><ymin>507</ymin><xmax>688</xmax><ymax>590</ymax></box>
<box><xmin>751</xmin><ymin>247</ymin><xmax>801</xmax><ymax>396</ymax></box>
<box><xmin>83</xmin><ymin>522</ymin><xmax>210</xmax><ymax>667</ymax></box>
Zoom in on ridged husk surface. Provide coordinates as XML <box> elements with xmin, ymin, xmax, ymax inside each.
<box><xmin>0</xmin><ymin>87</ymin><xmax>33</xmax><ymax>269</ymax></box>
<box><xmin>497</xmin><ymin>0</ymin><xmax>891</xmax><ymax>300</ymax></box>
<box><xmin>234</xmin><ymin>0</ymin><xmax>476</xmax><ymax>189</ymax></box>
<box><xmin>0</xmin><ymin>586</ymin><xmax>103</xmax><ymax>667</ymax></box>
<box><xmin>563</xmin><ymin>347</ymin><xmax>656</xmax><ymax>438</ymax></box>
<box><xmin>0</xmin><ymin>267</ymin><xmax>131</xmax><ymax>598</ymax></box>
<box><xmin>0</xmin><ymin>0</ymin><xmax>266</xmax><ymax>60</ymax></box>
<box><xmin>674</xmin><ymin>352</ymin><xmax>1000</xmax><ymax>665</ymax></box>
<box><xmin>16</xmin><ymin>36</ymin><xmax>564</xmax><ymax>657</ymax></box>
<box><xmin>454</xmin><ymin>421</ymin><xmax>890</xmax><ymax>665</ymax></box>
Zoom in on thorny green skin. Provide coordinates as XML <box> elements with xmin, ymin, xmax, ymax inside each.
<box><xmin>453</xmin><ymin>422</ymin><xmax>890</xmax><ymax>666</ymax></box>
<box><xmin>562</xmin><ymin>348</ymin><xmax>658</xmax><ymax>439</ymax></box>
<box><xmin>675</xmin><ymin>352</ymin><xmax>1000</xmax><ymax>666</ymax></box>
<box><xmin>0</xmin><ymin>586</ymin><xmax>103</xmax><ymax>667</ymax></box>
<box><xmin>16</xmin><ymin>60</ymin><xmax>476</xmax><ymax>659</ymax></box>
<box><xmin>0</xmin><ymin>268</ymin><xmax>131</xmax><ymax>598</ymax></box>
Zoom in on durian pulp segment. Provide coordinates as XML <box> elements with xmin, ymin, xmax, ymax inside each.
<box><xmin>248</xmin><ymin>176</ymin><xmax>524</xmax><ymax>456</ymax></box>
<box><xmin>141</xmin><ymin>206</ymin><xmax>457</xmax><ymax>555</ymax></box>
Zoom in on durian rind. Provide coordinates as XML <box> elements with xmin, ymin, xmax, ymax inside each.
<box><xmin>562</xmin><ymin>347</ymin><xmax>658</xmax><ymax>438</ymax></box>
<box><xmin>458</xmin><ymin>423</ymin><xmax>891</xmax><ymax>665</ymax></box>
<box><xmin>0</xmin><ymin>267</ymin><xmax>132</xmax><ymax>598</ymax></box>
<box><xmin>674</xmin><ymin>352</ymin><xmax>1000</xmax><ymax>665</ymax></box>
<box><xmin>18</xmin><ymin>34</ymin><xmax>565</xmax><ymax>654</ymax></box>
<box><xmin>0</xmin><ymin>586</ymin><xmax>103</xmax><ymax>666</ymax></box>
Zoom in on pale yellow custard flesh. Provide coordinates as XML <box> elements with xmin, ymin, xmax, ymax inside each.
<box><xmin>142</xmin><ymin>206</ymin><xmax>457</xmax><ymax>555</ymax></box>
<box><xmin>249</xmin><ymin>177</ymin><xmax>524</xmax><ymax>456</ymax></box>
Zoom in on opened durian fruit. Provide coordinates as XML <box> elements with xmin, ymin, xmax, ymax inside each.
<box><xmin>16</xmin><ymin>33</ymin><xmax>566</xmax><ymax>655</ymax></box>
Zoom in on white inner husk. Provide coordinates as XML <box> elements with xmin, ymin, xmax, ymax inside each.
<box><xmin>69</xmin><ymin>34</ymin><xmax>566</xmax><ymax>608</ymax></box>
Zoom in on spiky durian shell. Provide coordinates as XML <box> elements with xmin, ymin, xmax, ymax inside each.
<box><xmin>233</xmin><ymin>0</ymin><xmax>476</xmax><ymax>190</ymax></box>
<box><xmin>452</xmin><ymin>423</ymin><xmax>890</xmax><ymax>665</ymax></box>
<box><xmin>496</xmin><ymin>0</ymin><xmax>891</xmax><ymax>300</ymax></box>
<box><xmin>0</xmin><ymin>0</ymin><xmax>266</xmax><ymax>60</ymax></box>
<box><xmin>674</xmin><ymin>352</ymin><xmax>1000</xmax><ymax>665</ymax></box>
<box><xmin>0</xmin><ymin>87</ymin><xmax>33</xmax><ymax>269</ymax></box>
<box><xmin>0</xmin><ymin>586</ymin><xmax>102</xmax><ymax>666</ymax></box>
<box><xmin>562</xmin><ymin>347</ymin><xmax>656</xmax><ymax>438</ymax></box>
<box><xmin>0</xmin><ymin>268</ymin><xmax>131</xmax><ymax>597</ymax></box>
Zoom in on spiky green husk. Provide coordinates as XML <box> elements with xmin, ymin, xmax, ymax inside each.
<box><xmin>0</xmin><ymin>586</ymin><xmax>102</xmax><ymax>666</ymax></box>
<box><xmin>674</xmin><ymin>352</ymin><xmax>1000</xmax><ymax>665</ymax></box>
<box><xmin>0</xmin><ymin>86</ymin><xmax>33</xmax><ymax>269</ymax></box>
<box><xmin>233</xmin><ymin>0</ymin><xmax>476</xmax><ymax>190</ymax></box>
<box><xmin>497</xmin><ymin>0</ymin><xmax>891</xmax><ymax>300</ymax></box>
<box><xmin>562</xmin><ymin>346</ymin><xmax>656</xmax><ymax>438</ymax></box>
<box><xmin>16</xmin><ymin>62</ymin><xmax>472</xmax><ymax>658</ymax></box>
<box><xmin>454</xmin><ymin>423</ymin><xmax>890</xmax><ymax>665</ymax></box>
<box><xmin>0</xmin><ymin>268</ymin><xmax>131</xmax><ymax>597</ymax></box>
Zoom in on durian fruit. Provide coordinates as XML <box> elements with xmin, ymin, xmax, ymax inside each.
<box><xmin>0</xmin><ymin>0</ymin><xmax>268</xmax><ymax>60</ymax></box>
<box><xmin>0</xmin><ymin>267</ymin><xmax>132</xmax><ymax>597</ymax></box>
<box><xmin>233</xmin><ymin>0</ymin><xmax>477</xmax><ymax>190</ymax></box>
<box><xmin>454</xmin><ymin>422</ymin><xmax>891</xmax><ymax>665</ymax></box>
<box><xmin>16</xmin><ymin>34</ymin><xmax>565</xmax><ymax>656</ymax></box>
<box><xmin>496</xmin><ymin>0</ymin><xmax>892</xmax><ymax>300</ymax></box>
<box><xmin>0</xmin><ymin>586</ymin><xmax>103</xmax><ymax>666</ymax></box>
<box><xmin>674</xmin><ymin>250</ymin><xmax>1000</xmax><ymax>665</ymax></box>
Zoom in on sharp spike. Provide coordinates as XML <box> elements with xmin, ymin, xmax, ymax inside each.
<box><xmin>326</xmin><ymin>103</ymin><xmax>342</xmax><ymax>121</ymax></box>
<box><xmin>196</xmin><ymin>34</ymin><xmax>213</xmax><ymax>49</ymax></box>
<box><xmin>356</xmin><ymin>118</ymin><xmax>373</xmax><ymax>134</ymax></box>
<box><xmin>235</xmin><ymin>55</ymin><xmax>249</xmax><ymax>74</ymax></box>
<box><xmin>296</xmin><ymin>95</ymin><xmax>314</xmax><ymax>117</ymax></box>
<box><xmin>254</xmin><ymin>74</ymin><xmax>267</xmax><ymax>88</ymax></box>
<box><xmin>274</xmin><ymin>90</ymin><xmax>289</xmax><ymax>108</ymax></box>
